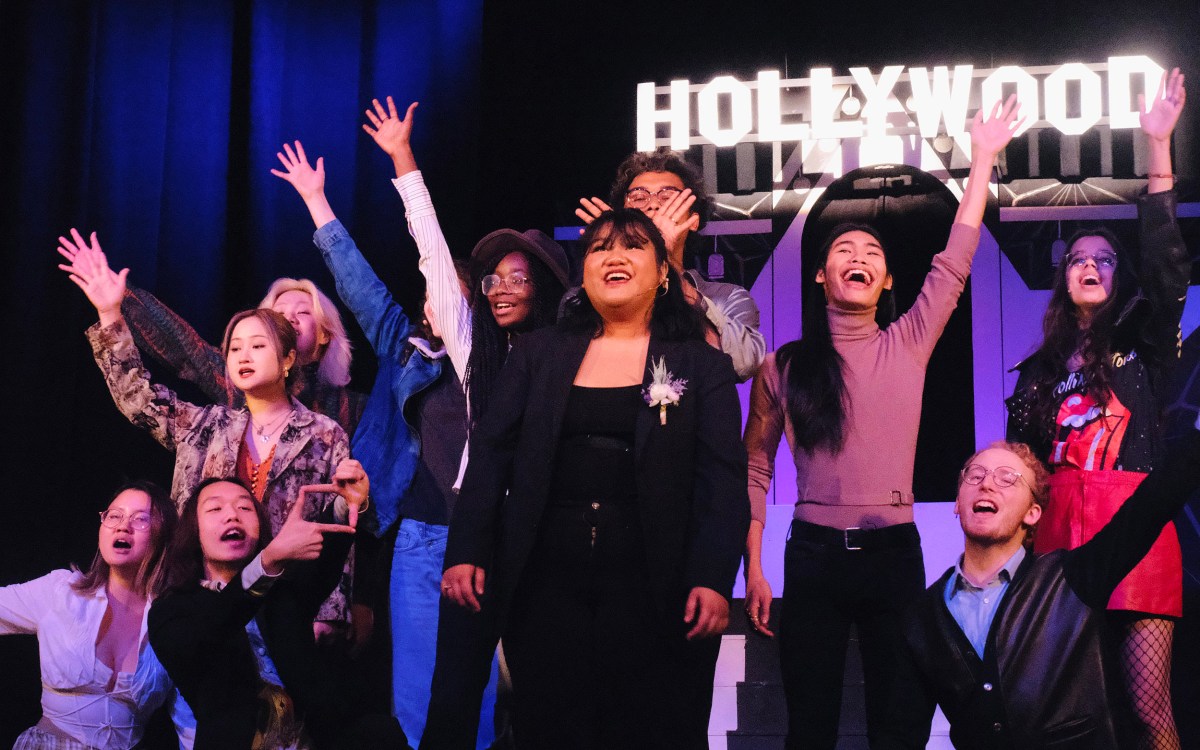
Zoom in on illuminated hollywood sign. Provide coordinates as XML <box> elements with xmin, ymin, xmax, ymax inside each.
<box><xmin>637</xmin><ymin>56</ymin><xmax>1165</xmax><ymax>151</ymax></box>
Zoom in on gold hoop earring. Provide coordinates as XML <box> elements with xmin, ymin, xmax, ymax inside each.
<box><xmin>657</xmin><ymin>277</ymin><xmax>669</xmax><ymax>297</ymax></box>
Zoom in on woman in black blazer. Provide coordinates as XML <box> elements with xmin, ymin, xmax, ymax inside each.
<box><xmin>441</xmin><ymin>209</ymin><xmax>750</xmax><ymax>749</ymax></box>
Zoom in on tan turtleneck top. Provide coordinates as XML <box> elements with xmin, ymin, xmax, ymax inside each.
<box><xmin>745</xmin><ymin>223</ymin><xmax>980</xmax><ymax>530</ymax></box>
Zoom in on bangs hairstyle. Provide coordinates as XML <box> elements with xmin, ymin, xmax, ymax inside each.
<box><xmin>465</xmin><ymin>248</ymin><xmax>565</xmax><ymax>423</ymax></box>
<box><xmin>221</xmin><ymin>309</ymin><xmax>300</xmax><ymax>393</ymax></box>
<box><xmin>161</xmin><ymin>477</ymin><xmax>271</xmax><ymax>592</ymax></box>
<box><xmin>73</xmin><ymin>480</ymin><xmax>177</xmax><ymax>597</ymax></box>
<box><xmin>260</xmin><ymin>278</ymin><xmax>352</xmax><ymax>388</ymax></box>
<box><xmin>777</xmin><ymin>223</ymin><xmax>894</xmax><ymax>454</ymax></box>
<box><xmin>609</xmin><ymin>147</ymin><xmax>712</xmax><ymax>231</ymax></box>
<box><xmin>561</xmin><ymin>209</ymin><xmax>704</xmax><ymax>342</ymax></box>
<box><xmin>1022</xmin><ymin>227</ymin><xmax>1133</xmax><ymax>432</ymax></box>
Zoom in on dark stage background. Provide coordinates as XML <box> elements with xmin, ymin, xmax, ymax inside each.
<box><xmin>2</xmin><ymin>0</ymin><xmax>1198</xmax><ymax>746</ymax></box>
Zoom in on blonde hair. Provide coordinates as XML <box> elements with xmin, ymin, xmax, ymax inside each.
<box><xmin>259</xmin><ymin>278</ymin><xmax>352</xmax><ymax>388</ymax></box>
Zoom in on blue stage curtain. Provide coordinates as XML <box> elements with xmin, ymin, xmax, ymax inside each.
<box><xmin>0</xmin><ymin>1</ymin><xmax>481</xmax><ymax>744</ymax></box>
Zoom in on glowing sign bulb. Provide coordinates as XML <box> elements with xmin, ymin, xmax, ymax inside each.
<box><xmin>980</xmin><ymin>66</ymin><xmax>1041</xmax><ymax>138</ymax></box>
<box><xmin>637</xmin><ymin>79</ymin><xmax>691</xmax><ymax>152</ymax></box>
<box><xmin>1043</xmin><ymin>63</ymin><xmax>1102</xmax><ymax>136</ymax></box>
<box><xmin>810</xmin><ymin>68</ymin><xmax>862</xmax><ymax>140</ymax></box>
<box><xmin>757</xmin><ymin>71</ymin><xmax>809</xmax><ymax>142</ymax></box>
<box><xmin>1107</xmin><ymin>55</ymin><xmax>1166</xmax><ymax>129</ymax></box>
<box><xmin>697</xmin><ymin>76</ymin><xmax>754</xmax><ymax>147</ymax></box>
<box><xmin>849</xmin><ymin>65</ymin><xmax>905</xmax><ymax>136</ymax></box>
<box><xmin>907</xmin><ymin>65</ymin><xmax>974</xmax><ymax>137</ymax></box>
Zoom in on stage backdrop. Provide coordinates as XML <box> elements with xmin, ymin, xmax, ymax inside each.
<box><xmin>3</xmin><ymin>0</ymin><xmax>1200</xmax><ymax>748</ymax></box>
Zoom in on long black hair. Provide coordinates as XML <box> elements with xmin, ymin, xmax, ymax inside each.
<box><xmin>777</xmin><ymin>223</ymin><xmax>895</xmax><ymax>454</ymax></box>
<box><xmin>1020</xmin><ymin>227</ymin><xmax>1131</xmax><ymax>432</ymax></box>
<box><xmin>465</xmin><ymin>250</ymin><xmax>565</xmax><ymax>423</ymax></box>
<box><xmin>561</xmin><ymin>208</ymin><xmax>705</xmax><ymax>341</ymax></box>
<box><xmin>161</xmin><ymin>477</ymin><xmax>272</xmax><ymax>593</ymax></box>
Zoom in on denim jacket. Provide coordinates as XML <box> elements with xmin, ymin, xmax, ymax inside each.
<box><xmin>314</xmin><ymin>219</ymin><xmax>462</xmax><ymax>534</ymax></box>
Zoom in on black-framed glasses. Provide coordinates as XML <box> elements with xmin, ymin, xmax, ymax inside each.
<box><xmin>624</xmin><ymin>186</ymin><xmax>682</xmax><ymax>209</ymax></box>
<box><xmin>1066</xmin><ymin>252</ymin><xmax>1117</xmax><ymax>270</ymax></box>
<box><xmin>481</xmin><ymin>273</ymin><xmax>531</xmax><ymax>295</ymax></box>
<box><xmin>99</xmin><ymin>510</ymin><xmax>152</xmax><ymax>531</ymax></box>
<box><xmin>960</xmin><ymin>464</ymin><xmax>1030</xmax><ymax>490</ymax></box>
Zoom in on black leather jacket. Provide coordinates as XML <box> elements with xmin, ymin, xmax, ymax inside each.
<box><xmin>1006</xmin><ymin>189</ymin><xmax>1190</xmax><ymax>472</ymax></box>
<box><xmin>877</xmin><ymin>428</ymin><xmax>1200</xmax><ymax>749</ymax></box>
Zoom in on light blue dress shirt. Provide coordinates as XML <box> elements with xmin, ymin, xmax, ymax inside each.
<box><xmin>943</xmin><ymin>546</ymin><xmax>1026</xmax><ymax>657</ymax></box>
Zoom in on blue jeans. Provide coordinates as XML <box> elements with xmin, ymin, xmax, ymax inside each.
<box><xmin>391</xmin><ymin>519</ymin><xmax>499</xmax><ymax>749</ymax></box>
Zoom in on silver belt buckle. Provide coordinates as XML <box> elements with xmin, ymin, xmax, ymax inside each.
<box><xmin>844</xmin><ymin>527</ymin><xmax>863</xmax><ymax>551</ymax></box>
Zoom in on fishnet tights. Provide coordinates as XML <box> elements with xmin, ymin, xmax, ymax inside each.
<box><xmin>1119</xmin><ymin>617</ymin><xmax>1180</xmax><ymax>750</ymax></box>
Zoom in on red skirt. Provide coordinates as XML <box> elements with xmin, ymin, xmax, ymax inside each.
<box><xmin>1035</xmin><ymin>469</ymin><xmax>1182</xmax><ymax>617</ymax></box>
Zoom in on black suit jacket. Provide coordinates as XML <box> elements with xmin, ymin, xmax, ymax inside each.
<box><xmin>443</xmin><ymin>324</ymin><xmax>751</xmax><ymax>622</ymax></box>
<box><xmin>149</xmin><ymin>529</ymin><xmax>353</xmax><ymax>750</ymax></box>
<box><xmin>878</xmin><ymin>428</ymin><xmax>1200</xmax><ymax>750</ymax></box>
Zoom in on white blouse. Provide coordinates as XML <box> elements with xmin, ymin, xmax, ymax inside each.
<box><xmin>0</xmin><ymin>569</ymin><xmax>174</xmax><ymax>749</ymax></box>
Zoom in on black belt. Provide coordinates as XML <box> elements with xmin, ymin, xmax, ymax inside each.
<box><xmin>789</xmin><ymin>520</ymin><xmax>920</xmax><ymax>551</ymax></box>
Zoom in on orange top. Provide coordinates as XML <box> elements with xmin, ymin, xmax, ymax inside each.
<box><xmin>237</xmin><ymin>439</ymin><xmax>277</xmax><ymax>502</ymax></box>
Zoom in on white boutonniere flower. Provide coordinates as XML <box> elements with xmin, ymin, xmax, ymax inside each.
<box><xmin>644</xmin><ymin>356</ymin><xmax>688</xmax><ymax>425</ymax></box>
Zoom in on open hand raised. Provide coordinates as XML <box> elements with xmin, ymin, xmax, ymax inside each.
<box><xmin>1140</xmin><ymin>67</ymin><xmax>1186</xmax><ymax>143</ymax></box>
<box><xmin>363</xmin><ymin>96</ymin><xmax>418</xmax><ymax>158</ymax></box>
<box><xmin>970</xmin><ymin>93</ymin><xmax>1025</xmax><ymax>160</ymax></box>
<box><xmin>57</xmin><ymin>229</ymin><xmax>127</xmax><ymax>323</ymax></box>
<box><xmin>270</xmin><ymin>141</ymin><xmax>325</xmax><ymax>201</ymax></box>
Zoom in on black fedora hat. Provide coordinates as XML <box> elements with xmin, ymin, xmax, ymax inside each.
<box><xmin>469</xmin><ymin>228</ymin><xmax>570</xmax><ymax>289</ymax></box>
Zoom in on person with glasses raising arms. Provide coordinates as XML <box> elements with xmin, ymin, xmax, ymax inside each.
<box><xmin>355</xmin><ymin>97</ymin><xmax>569</xmax><ymax>750</ymax></box>
<box><xmin>877</xmin><ymin>421</ymin><xmax>1200</xmax><ymax>749</ymax></box>
<box><xmin>576</xmin><ymin>148</ymin><xmax>766</xmax><ymax>382</ymax></box>
<box><xmin>0</xmin><ymin>481</ymin><xmax>178</xmax><ymax>750</ymax></box>
<box><xmin>1005</xmin><ymin>68</ymin><xmax>1188</xmax><ymax>750</ymax></box>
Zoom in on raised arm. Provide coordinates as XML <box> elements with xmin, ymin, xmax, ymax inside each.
<box><xmin>1066</xmin><ymin>413</ymin><xmax>1200</xmax><ymax>607</ymax></box>
<box><xmin>955</xmin><ymin>94</ymin><xmax>1023</xmax><ymax>230</ymax></box>
<box><xmin>892</xmin><ymin>96</ymin><xmax>1024</xmax><ymax>356</ymax></box>
<box><xmin>1141</xmin><ymin>68</ymin><xmax>1186</xmax><ymax>195</ymax></box>
<box><xmin>58</xmin><ymin>230</ymin><xmax>205</xmax><ymax>449</ymax></box>
<box><xmin>365</xmin><ymin>97</ymin><xmax>472</xmax><ymax>380</ymax></box>
<box><xmin>272</xmin><ymin>141</ymin><xmax>416</xmax><ymax>360</ymax></box>
<box><xmin>1133</xmin><ymin>69</ymin><xmax>1190</xmax><ymax>368</ymax></box>
<box><xmin>122</xmin><ymin>287</ymin><xmax>231</xmax><ymax>405</ymax></box>
<box><xmin>56</xmin><ymin>230</ymin><xmax>230</xmax><ymax>405</ymax></box>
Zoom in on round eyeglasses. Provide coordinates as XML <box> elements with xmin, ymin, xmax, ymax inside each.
<box><xmin>960</xmin><ymin>464</ymin><xmax>1030</xmax><ymax>490</ymax></box>
<box><xmin>481</xmin><ymin>273</ymin><xmax>531</xmax><ymax>296</ymax></box>
<box><xmin>1066</xmin><ymin>252</ymin><xmax>1117</xmax><ymax>270</ymax></box>
<box><xmin>99</xmin><ymin>509</ymin><xmax>152</xmax><ymax>531</ymax></box>
<box><xmin>624</xmin><ymin>186</ymin><xmax>682</xmax><ymax>209</ymax></box>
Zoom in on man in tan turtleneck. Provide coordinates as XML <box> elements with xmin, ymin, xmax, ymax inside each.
<box><xmin>742</xmin><ymin>94</ymin><xmax>1025</xmax><ymax>750</ymax></box>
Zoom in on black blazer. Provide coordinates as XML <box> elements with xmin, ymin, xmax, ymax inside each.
<box><xmin>443</xmin><ymin>325</ymin><xmax>751</xmax><ymax>622</ymax></box>
<box><xmin>879</xmin><ymin>428</ymin><xmax>1200</xmax><ymax>750</ymax></box>
<box><xmin>149</xmin><ymin>530</ymin><xmax>353</xmax><ymax>750</ymax></box>
<box><xmin>150</xmin><ymin>576</ymin><xmax>266</xmax><ymax>749</ymax></box>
